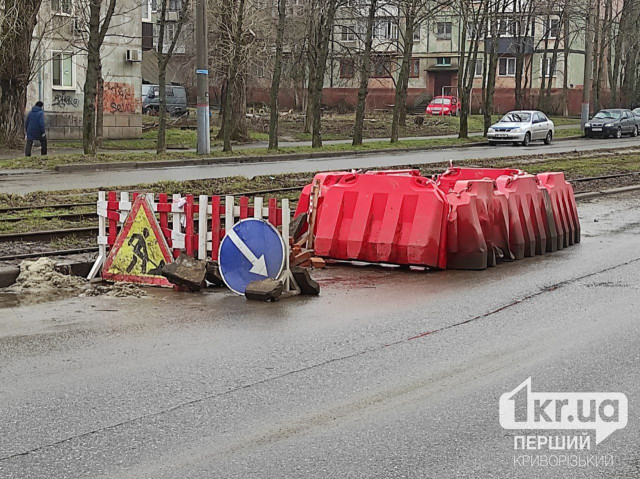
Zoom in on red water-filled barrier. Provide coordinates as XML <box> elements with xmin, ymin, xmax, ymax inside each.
<box><xmin>311</xmin><ymin>172</ymin><xmax>449</xmax><ymax>269</ymax></box>
<box><xmin>295</xmin><ymin>167</ymin><xmax>580</xmax><ymax>270</ymax></box>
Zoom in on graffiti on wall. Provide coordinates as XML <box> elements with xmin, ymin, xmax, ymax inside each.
<box><xmin>103</xmin><ymin>82</ymin><xmax>141</xmax><ymax>114</ymax></box>
<box><xmin>52</xmin><ymin>92</ymin><xmax>80</xmax><ymax>109</ymax></box>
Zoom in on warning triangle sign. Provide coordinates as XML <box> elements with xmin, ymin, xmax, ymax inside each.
<box><xmin>102</xmin><ymin>195</ymin><xmax>174</xmax><ymax>287</ymax></box>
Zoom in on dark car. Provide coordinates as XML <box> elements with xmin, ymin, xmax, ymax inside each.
<box><xmin>584</xmin><ymin>109</ymin><xmax>639</xmax><ymax>139</ymax></box>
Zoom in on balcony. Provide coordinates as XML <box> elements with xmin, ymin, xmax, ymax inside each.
<box><xmin>484</xmin><ymin>37</ymin><xmax>534</xmax><ymax>55</ymax></box>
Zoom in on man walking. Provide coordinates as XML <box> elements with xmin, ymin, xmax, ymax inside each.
<box><xmin>25</xmin><ymin>101</ymin><xmax>47</xmax><ymax>157</ymax></box>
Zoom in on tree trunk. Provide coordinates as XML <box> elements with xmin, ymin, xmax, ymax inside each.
<box><xmin>391</xmin><ymin>11</ymin><xmax>415</xmax><ymax>144</ymax></box>
<box><xmin>222</xmin><ymin>0</ymin><xmax>247</xmax><ymax>152</ymax></box>
<box><xmin>83</xmin><ymin>1</ymin><xmax>102</xmax><ymax>155</ymax></box>
<box><xmin>0</xmin><ymin>0</ymin><xmax>42</xmax><ymax>148</ymax></box>
<box><xmin>83</xmin><ymin>0</ymin><xmax>117</xmax><ymax>155</ymax></box>
<box><xmin>268</xmin><ymin>0</ymin><xmax>287</xmax><ymax>150</ymax></box>
<box><xmin>483</xmin><ymin>16</ymin><xmax>499</xmax><ymax>135</ymax></box>
<box><xmin>311</xmin><ymin>0</ymin><xmax>339</xmax><ymax>148</ymax></box>
<box><xmin>95</xmin><ymin>70</ymin><xmax>104</xmax><ymax>148</ymax></box>
<box><xmin>352</xmin><ymin>0</ymin><xmax>376</xmax><ymax>146</ymax></box>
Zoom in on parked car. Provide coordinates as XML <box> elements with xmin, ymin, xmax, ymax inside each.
<box><xmin>584</xmin><ymin>109</ymin><xmax>639</xmax><ymax>138</ymax></box>
<box><xmin>425</xmin><ymin>96</ymin><xmax>460</xmax><ymax>116</ymax></box>
<box><xmin>487</xmin><ymin>110</ymin><xmax>554</xmax><ymax>146</ymax></box>
<box><xmin>142</xmin><ymin>84</ymin><xmax>188</xmax><ymax>116</ymax></box>
<box><xmin>633</xmin><ymin>107</ymin><xmax>640</xmax><ymax>118</ymax></box>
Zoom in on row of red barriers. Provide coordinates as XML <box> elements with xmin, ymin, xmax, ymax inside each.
<box><xmin>294</xmin><ymin>167</ymin><xmax>580</xmax><ymax>270</ymax></box>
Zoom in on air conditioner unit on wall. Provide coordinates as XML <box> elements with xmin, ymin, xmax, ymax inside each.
<box><xmin>167</xmin><ymin>11</ymin><xmax>179</xmax><ymax>21</ymax></box>
<box><xmin>125</xmin><ymin>49</ymin><xmax>142</xmax><ymax>62</ymax></box>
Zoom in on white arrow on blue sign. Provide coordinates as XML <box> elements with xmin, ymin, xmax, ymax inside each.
<box><xmin>218</xmin><ymin>218</ymin><xmax>286</xmax><ymax>295</ymax></box>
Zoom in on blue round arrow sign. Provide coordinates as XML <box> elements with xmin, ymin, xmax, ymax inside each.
<box><xmin>218</xmin><ymin>218</ymin><xmax>286</xmax><ymax>295</ymax></box>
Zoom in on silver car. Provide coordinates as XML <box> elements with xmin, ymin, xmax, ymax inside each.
<box><xmin>487</xmin><ymin>110</ymin><xmax>555</xmax><ymax>146</ymax></box>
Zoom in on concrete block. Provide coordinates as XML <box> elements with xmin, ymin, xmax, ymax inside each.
<box><xmin>205</xmin><ymin>261</ymin><xmax>225</xmax><ymax>286</ymax></box>
<box><xmin>115</xmin><ymin>115</ymin><xmax>130</xmax><ymax>127</ymax></box>
<box><xmin>0</xmin><ymin>266</ymin><xmax>20</xmax><ymax>288</ymax></box>
<box><xmin>47</xmin><ymin>127</ymin><xmax>66</xmax><ymax>140</ymax></box>
<box><xmin>129</xmin><ymin>114</ymin><xmax>143</xmax><ymax>127</ymax></box>
<box><xmin>162</xmin><ymin>253</ymin><xmax>207</xmax><ymax>291</ymax></box>
<box><xmin>291</xmin><ymin>266</ymin><xmax>320</xmax><ymax>296</ymax></box>
<box><xmin>103</xmin><ymin>114</ymin><xmax>117</xmax><ymax>127</ymax></box>
<box><xmin>245</xmin><ymin>279</ymin><xmax>283</xmax><ymax>302</ymax></box>
<box><xmin>104</xmin><ymin>126</ymin><xmax>123</xmax><ymax>139</ymax></box>
<box><xmin>121</xmin><ymin>126</ymin><xmax>142</xmax><ymax>139</ymax></box>
<box><xmin>289</xmin><ymin>213</ymin><xmax>307</xmax><ymax>241</ymax></box>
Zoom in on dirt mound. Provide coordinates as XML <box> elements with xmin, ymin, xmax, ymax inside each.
<box><xmin>9</xmin><ymin>257</ymin><xmax>89</xmax><ymax>296</ymax></box>
<box><xmin>8</xmin><ymin>257</ymin><xmax>146</xmax><ymax>301</ymax></box>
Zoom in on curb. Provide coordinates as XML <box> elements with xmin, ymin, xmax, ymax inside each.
<box><xmin>0</xmin><ymin>260</ymin><xmax>94</xmax><ymax>289</ymax></box>
<box><xmin>0</xmin><ymin>266</ymin><xmax>20</xmax><ymax>288</ymax></box>
<box><xmin>53</xmin><ymin>135</ymin><xmax>583</xmax><ymax>173</ymax></box>
<box><xmin>575</xmin><ymin>184</ymin><xmax>640</xmax><ymax>200</ymax></box>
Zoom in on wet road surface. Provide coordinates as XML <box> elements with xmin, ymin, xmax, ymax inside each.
<box><xmin>0</xmin><ymin>192</ymin><xmax>639</xmax><ymax>477</ymax></box>
<box><xmin>2</xmin><ymin>136</ymin><xmax>639</xmax><ymax>194</ymax></box>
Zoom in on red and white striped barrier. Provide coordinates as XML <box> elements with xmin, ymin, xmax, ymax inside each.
<box><xmin>88</xmin><ymin>191</ymin><xmax>292</xmax><ymax>284</ymax></box>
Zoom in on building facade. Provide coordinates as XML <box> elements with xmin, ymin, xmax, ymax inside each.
<box><xmin>27</xmin><ymin>0</ymin><xmax>144</xmax><ymax>140</ymax></box>
<box><xmin>248</xmin><ymin>1</ymin><xmax>611</xmax><ymax>116</ymax></box>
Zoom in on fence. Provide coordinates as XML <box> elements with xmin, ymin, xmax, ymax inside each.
<box><xmin>89</xmin><ymin>191</ymin><xmax>290</xmax><ymax>280</ymax></box>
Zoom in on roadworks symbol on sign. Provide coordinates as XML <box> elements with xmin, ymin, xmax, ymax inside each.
<box><xmin>102</xmin><ymin>195</ymin><xmax>174</xmax><ymax>287</ymax></box>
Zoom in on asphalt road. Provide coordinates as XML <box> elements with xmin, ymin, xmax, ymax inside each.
<box><xmin>2</xmin><ymin>135</ymin><xmax>640</xmax><ymax>194</ymax></box>
<box><xmin>0</xmin><ymin>191</ymin><xmax>639</xmax><ymax>478</ymax></box>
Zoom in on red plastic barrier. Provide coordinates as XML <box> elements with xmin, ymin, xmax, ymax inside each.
<box><xmin>537</xmin><ymin>172</ymin><xmax>580</xmax><ymax>248</ymax></box>
<box><xmin>294</xmin><ymin>171</ymin><xmax>352</xmax><ymax>219</ymax></box>
<box><xmin>312</xmin><ymin>173</ymin><xmax>449</xmax><ymax>269</ymax></box>
<box><xmin>296</xmin><ymin>167</ymin><xmax>580</xmax><ymax>271</ymax></box>
<box><xmin>437</xmin><ymin>167</ymin><xmax>523</xmax><ymax>193</ymax></box>
<box><xmin>446</xmin><ymin>180</ymin><xmax>514</xmax><ymax>270</ymax></box>
<box><xmin>495</xmin><ymin>175</ymin><xmax>558</xmax><ymax>258</ymax></box>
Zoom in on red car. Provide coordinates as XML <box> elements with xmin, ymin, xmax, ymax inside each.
<box><xmin>425</xmin><ymin>96</ymin><xmax>460</xmax><ymax>116</ymax></box>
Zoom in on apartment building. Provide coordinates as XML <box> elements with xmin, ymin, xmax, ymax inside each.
<box><xmin>27</xmin><ymin>0</ymin><xmax>144</xmax><ymax>140</ymax></box>
<box><xmin>247</xmin><ymin>2</ymin><xmax>603</xmax><ymax>115</ymax></box>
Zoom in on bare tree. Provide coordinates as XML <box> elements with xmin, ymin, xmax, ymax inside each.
<box><xmin>156</xmin><ymin>0</ymin><xmax>192</xmax><ymax>154</ymax></box>
<box><xmin>0</xmin><ymin>0</ymin><xmax>43</xmax><ymax>148</ymax></box>
<box><xmin>268</xmin><ymin>0</ymin><xmax>287</xmax><ymax>150</ymax></box>
<box><xmin>82</xmin><ymin>0</ymin><xmax>118</xmax><ymax>155</ymax></box>
<box><xmin>352</xmin><ymin>0</ymin><xmax>378</xmax><ymax>146</ymax></box>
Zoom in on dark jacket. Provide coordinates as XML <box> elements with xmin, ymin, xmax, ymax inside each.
<box><xmin>25</xmin><ymin>106</ymin><xmax>46</xmax><ymax>140</ymax></box>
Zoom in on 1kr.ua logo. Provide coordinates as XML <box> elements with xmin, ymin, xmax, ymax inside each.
<box><xmin>499</xmin><ymin>378</ymin><xmax>628</xmax><ymax>445</ymax></box>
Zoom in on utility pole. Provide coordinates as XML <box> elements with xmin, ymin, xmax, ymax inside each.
<box><xmin>581</xmin><ymin>0</ymin><xmax>593</xmax><ymax>131</ymax></box>
<box><xmin>195</xmin><ymin>0</ymin><xmax>210</xmax><ymax>154</ymax></box>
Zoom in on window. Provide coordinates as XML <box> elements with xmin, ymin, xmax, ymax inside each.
<box><xmin>437</xmin><ymin>22</ymin><xmax>452</xmax><ymax>40</ymax></box>
<box><xmin>374</xmin><ymin>20</ymin><xmax>398</xmax><ymax>40</ymax></box>
<box><xmin>413</xmin><ymin>24</ymin><xmax>421</xmax><ymax>41</ymax></box>
<box><xmin>410</xmin><ymin>59</ymin><xmax>420</xmax><ymax>78</ymax></box>
<box><xmin>341</xmin><ymin>25</ymin><xmax>356</xmax><ymax>42</ymax></box>
<box><xmin>498</xmin><ymin>57</ymin><xmax>516</xmax><ymax>76</ymax></box>
<box><xmin>51</xmin><ymin>0</ymin><xmax>72</xmax><ymax>15</ymax></box>
<box><xmin>169</xmin><ymin>0</ymin><xmax>182</xmax><ymax>12</ymax></box>
<box><xmin>52</xmin><ymin>51</ymin><xmax>74</xmax><ymax>89</ymax></box>
<box><xmin>371</xmin><ymin>56</ymin><xmax>391</xmax><ymax>77</ymax></box>
<box><xmin>545</xmin><ymin>18</ymin><xmax>560</xmax><ymax>38</ymax></box>
<box><xmin>436</xmin><ymin>57</ymin><xmax>451</xmax><ymax>66</ymax></box>
<box><xmin>340</xmin><ymin>58</ymin><xmax>354</xmax><ymax>78</ymax></box>
<box><xmin>498</xmin><ymin>17</ymin><xmax>517</xmax><ymax>37</ymax></box>
<box><xmin>541</xmin><ymin>57</ymin><xmax>556</xmax><ymax>77</ymax></box>
<box><xmin>474</xmin><ymin>58</ymin><xmax>483</xmax><ymax>77</ymax></box>
<box><xmin>143</xmin><ymin>0</ymin><xmax>152</xmax><ymax>21</ymax></box>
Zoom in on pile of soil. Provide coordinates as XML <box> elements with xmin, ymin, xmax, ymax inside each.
<box><xmin>7</xmin><ymin>257</ymin><xmax>146</xmax><ymax>301</ymax></box>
